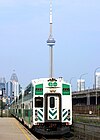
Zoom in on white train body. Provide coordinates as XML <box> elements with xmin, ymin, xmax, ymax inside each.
<box><xmin>11</xmin><ymin>77</ymin><xmax>72</xmax><ymax>135</ymax></box>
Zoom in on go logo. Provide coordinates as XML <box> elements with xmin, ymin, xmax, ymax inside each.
<box><xmin>48</xmin><ymin>82</ymin><xmax>57</xmax><ymax>87</ymax></box>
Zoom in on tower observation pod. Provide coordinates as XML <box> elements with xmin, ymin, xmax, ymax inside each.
<box><xmin>47</xmin><ymin>0</ymin><xmax>56</xmax><ymax>78</ymax></box>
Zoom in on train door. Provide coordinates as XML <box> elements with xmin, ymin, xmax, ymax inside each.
<box><xmin>45</xmin><ymin>93</ymin><xmax>61</xmax><ymax>122</ymax></box>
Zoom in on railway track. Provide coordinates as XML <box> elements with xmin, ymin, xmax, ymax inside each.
<box><xmin>32</xmin><ymin>122</ymin><xmax>100</xmax><ymax>140</ymax></box>
<box><xmin>38</xmin><ymin>132</ymin><xmax>74</xmax><ymax>140</ymax></box>
<box><xmin>16</xmin><ymin>117</ymin><xmax>100</xmax><ymax>140</ymax></box>
<box><xmin>16</xmin><ymin>118</ymin><xmax>74</xmax><ymax>140</ymax></box>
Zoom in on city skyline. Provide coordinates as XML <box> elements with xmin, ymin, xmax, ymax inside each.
<box><xmin>1</xmin><ymin>70</ymin><xmax>100</xmax><ymax>92</ymax></box>
<box><xmin>0</xmin><ymin>71</ymin><xmax>20</xmax><ymax>104</ymax></box>
<box><xmin>0</xmin><ymin>0</ymin><xmax>100</xmax><ymax>90</ymax></box>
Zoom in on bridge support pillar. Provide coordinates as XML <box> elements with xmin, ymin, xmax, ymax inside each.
<box><xmin>96</xmin><ymin>91</ymin><xmax>98</xmax><ymax>105</ymax></box>
<box><xmin>87</xmin><ymin>93</ymin><xmax>90</xmax><ymax>105</ymax></box>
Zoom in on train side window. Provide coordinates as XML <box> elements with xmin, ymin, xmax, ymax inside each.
<box><xmin>19</xmin><ymin>109</ymin><xmax>21</xmax><ymax>114</ymax></box>
<box><xmin>35</xmin><ymin>97</ymin><xmax>43</xmax><ymax>108</ymax></box>
<box><xmin>21</xmin><ymin>103</ymin><xmax>24</xmax><ymax>108</ymax></box>
<box><xmin>25</xmin><ymin>110</ymin><xmax>28</xmax><ymax>116</ymax></box>
<box><xmin>50</xmin><ymin>97</ymin><xmax>55</xmax><ymax>108</ymax></box>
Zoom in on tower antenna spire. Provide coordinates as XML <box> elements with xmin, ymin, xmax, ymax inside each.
<box><xmin>50</xmin><ymin>0</ymin><xmax>53</xmax><ymax>36</ymax></box>
<box><xmin>47</xmin><ymin>0</ymin><xmax>56</xmax><ymax>78</ymax></box>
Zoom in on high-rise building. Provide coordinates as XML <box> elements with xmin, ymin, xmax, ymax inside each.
<box><xmin>10</xmin><ymin>71</ymin><xmax>19</xmax><ymax>98</ymax></box>
<box><xmin>0</xmin><ymin>77</ymin><xmax>6</xmax><ymax>107</ymax></box>
<box><xmin>0</xmin><ymin>77</ymin><xmax>6</xmax><ymax>83</ymax></box>
<box><xmin>0</xmin><ymin>77</ymin><xmax>6</xmax><ymax>97</ymax></box>
<box><xmin>77</xmin><ymin>79</ymin><xmax>85</xmax><ymax>91</ymax></box>
<box><xmin>96</xmin><ymin>72</ymin><xmax>100</xmax><ymax>88</ymax></box>
<box><xmin>6</xmin><ymin>81</ymin><xmax>13</xmax><ymax>104</ymax></box>
<box><xmin>6</xmin><ymin>81</ymin><xmax>12</xmax><ymax>97</ymax></box>
<box><xmin>6</xmin><ymin>71</ymin><xmax>21</xmax><ymax>104</ymax></box>
<box><xmin>6</xmin><ymin>70</ymin><xmax>22</xmax><ymax>104</ymax></box>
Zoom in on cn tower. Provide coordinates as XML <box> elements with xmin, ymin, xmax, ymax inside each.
<box><xmin>47</xmin><ymin>0</ymin><xmax>56</xmax><ymax>78</ymax></box>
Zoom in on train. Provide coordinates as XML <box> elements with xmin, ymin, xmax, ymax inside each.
<box><xmin>10</xmin><ymin>77</ymin><xmax>72</xmax><ymax>135</ymax></box>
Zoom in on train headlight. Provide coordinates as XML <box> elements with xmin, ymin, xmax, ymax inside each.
<box><xmin>67</xmin><ymin>109</ymin><xmax>71</xmax><ymax>121</ymax></box>
<box><xmin>35</xmin><ymin>118</ymin><xmax>38</xmax><ymax>121</ymax></box>
<box><xmin>35</xmin><ymin>110</ymin><xmax>38</xmax><ymax>121</ymax></box>
<box><xmin>35</xmin><ymin>110</ymin><xmax>38</xmax><ymax>115</ymax></box>
<box><xmin>66</xmin><ymin>122</ymin><xmax>69</xmax><ymax>125</ymax></box>
<box><xmin>67</xmin><ymin>115</ymin><xmax>70</xmax><ymax>121</ymax></box>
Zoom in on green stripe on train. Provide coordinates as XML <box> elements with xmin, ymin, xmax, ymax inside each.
<box><xmin>38</xmin><ymin>110</ymin><xmax>43</xmax><ymax>118</ymax></box>
<box><xmin>62</xmin><ymin>84</ymin><xmax>70</xmax><ymax>95</ymax></box>
<box><xmin>35</xmin><ymin>84</ymin><xmax>43</xmax><ymax>95</ymax></box>
<box><xmin>63</xmin><ymin>111</ymin><xmax>67</xmax><ymax>117</ymax></box>
<box><xmin>49</xmin><ymin>110</ymin><xmax>57</xmax><ymax>116</ymax></box>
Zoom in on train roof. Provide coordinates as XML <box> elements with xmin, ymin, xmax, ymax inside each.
<box><xmin>31</xmin><ymin>77</ymin><xmax>70</xmax><ymax>85</ymax></box>
<box><xmin>24</xmin><ymin>77</ymin><xmax>70</xmax><ymax>91</ymax></box>
<box><xmin>31</xmin><ymin>77</ymin><xmax>62</xmax><ymax>83</ymax></box>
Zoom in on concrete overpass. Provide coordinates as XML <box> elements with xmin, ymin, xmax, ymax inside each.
<box><xmin>72</xmin><ymin>88</ymin><xmax>100</xmax><ymax>105</ymax></box>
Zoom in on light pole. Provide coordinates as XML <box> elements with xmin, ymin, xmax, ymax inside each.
<box><xmin>70</xmin><ymin>77</ymin><xmax>76</xmax><ymax>91</ymax></box>
<box><xmin>70</xmin><ymin>77</ymin><xmax>76</xmax><ymax>84</ymax></box>
<box><xmin>94</xmin><ymin>67</ymin><xmax>100</xmax><ymax>105</ymax></box>
<box><xmin>94</xmin><ymin>67</ymin><xmax>100</xmax><ymax>89</ymax></box>
<box><xmin>79</xmin><ymin>73</ymin><xmax>88</xmax><ymax>91</ymax></box>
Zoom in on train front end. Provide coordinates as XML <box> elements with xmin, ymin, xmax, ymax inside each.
<box><xmin>32</xmin><ymin>78</ymin><xmax>72</xmax><ymax>135</ymax></box>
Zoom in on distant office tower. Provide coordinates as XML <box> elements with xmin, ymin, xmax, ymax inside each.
<box><xmin>6</xmin><ymin>81</ymin><xmax>13</xmax><ymax>103</ymax></box>
<box><xmin>0</xmin><ymin>77</ymin><xmax>6</xmax><ymax>96</ymax></box>
<box><xmin>95</xmin><ymin>72</ymin><xmax>100</xmax><ymax>88</ymax></box>
<box><xmin>6</xmin><ymin>71</ymin><xmax>21</xmax><ymax>104</ymax></box>
<box><xmin>6</xmin><ymin>81</ymin><xmax>12</xmax><ymax>97</ymax></box>
<box><xmin>77</xmin><ymin>79</ymin><xmax>85</xmax><ymax>91</ymax></box>
<box><xmin>10</xmin><ymin>71</ymin><xmax>19</xmax><ymax>98</ymax></box>
<box><xmin>0</xmin><ymin>77</ymin><xmax>6</xmax><ymax>83</ymax></box>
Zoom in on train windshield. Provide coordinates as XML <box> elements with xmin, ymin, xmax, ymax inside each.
<box><xmin>35</xmin><ymin>97</ymin><xmax>43</xmax><ymax>107</ymax></box>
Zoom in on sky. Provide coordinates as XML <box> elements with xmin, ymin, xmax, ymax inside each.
<box><xmin>0</xmin><ymin>0</ymin><xmax>100</xmax><ymax>90</ymax></box>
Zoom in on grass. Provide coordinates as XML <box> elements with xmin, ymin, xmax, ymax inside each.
<box><xmin>73</xmin><ymin>114</ymin><xmax>100</xmax><ymax>126</ymax></box>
